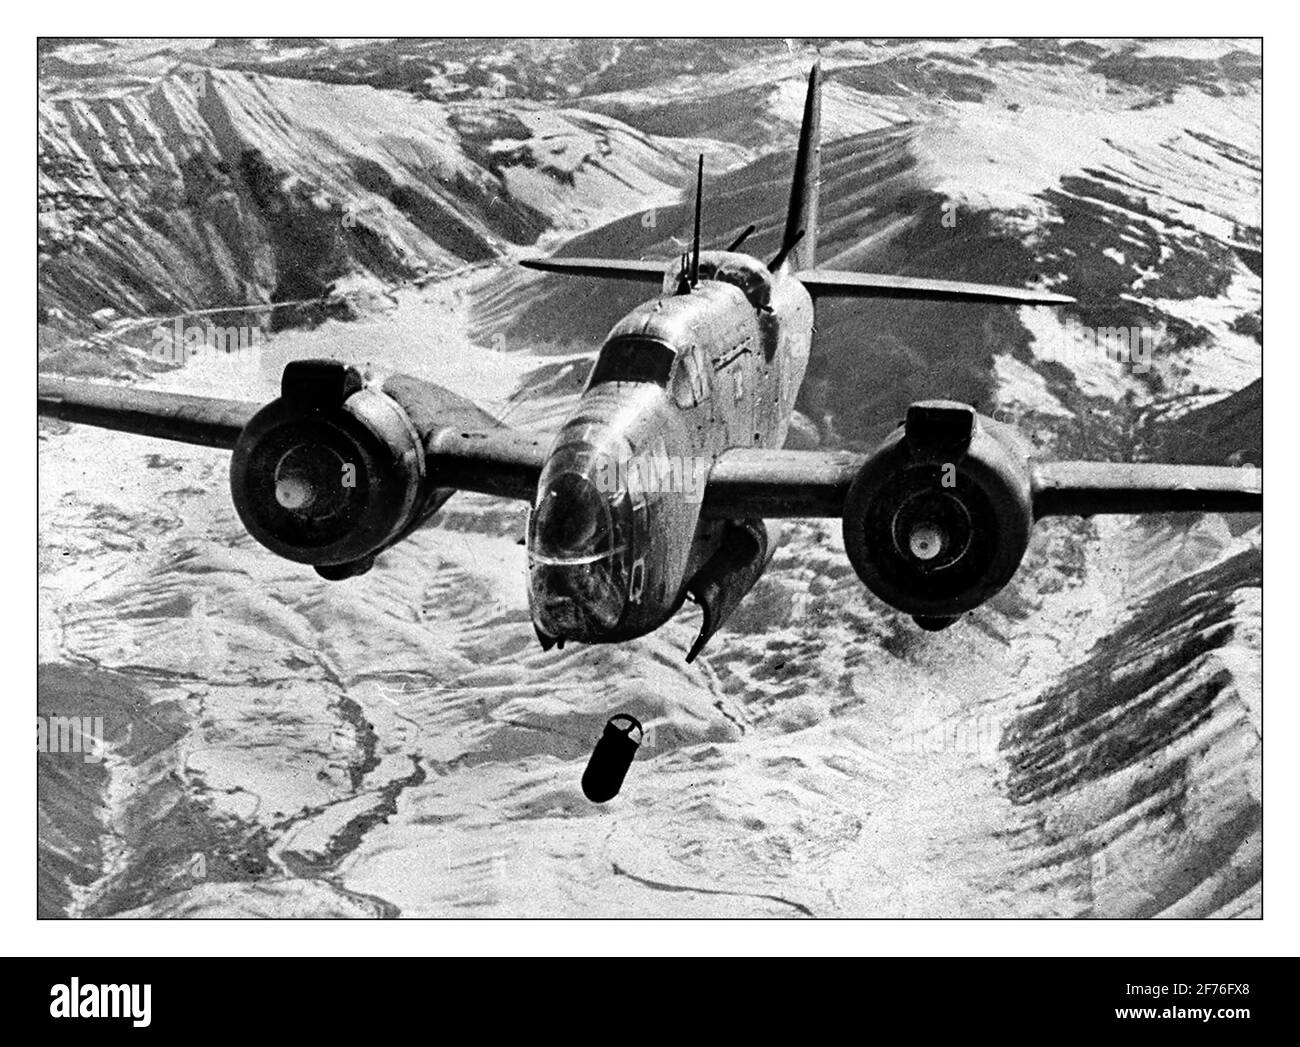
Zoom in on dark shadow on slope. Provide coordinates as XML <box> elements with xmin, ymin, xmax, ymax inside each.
<box><xmin>38</xmin><ymin>663</ymin><xmax>278</xmax><ymax>918</ymax></box>
<box><xmin>1001</xmin><ymin>546</ymin><xmax>1260</xmax><ymax>917</ymax></box>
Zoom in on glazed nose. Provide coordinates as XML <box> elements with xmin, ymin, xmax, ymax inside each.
<box><xmin>528</xmin><ymin>469</ymin><xmax>631</xmax><ymax>640</ymax></box>
<box><xmin>532</xmin><ymin>562</ymin><xmax>627</xmax><ymax>638</ymax></box>
<box><xmin>535</xmin><ymin>472</ymin><xmax>605</xmax><ymax>558</ymax></box>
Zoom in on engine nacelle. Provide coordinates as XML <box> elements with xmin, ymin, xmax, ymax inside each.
<box><xmin>229</xmin><ymin>360</ymin><xmax>428</xmax><ymax>577</ymax></box>
<box><xmin>842</xmin><ymin>401</ymin><xmax>1033</xmax><ymax>627</ymax></box>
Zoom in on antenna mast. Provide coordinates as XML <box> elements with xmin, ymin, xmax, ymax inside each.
<box><xmin>689</xmin><ymin>155</ymin><xmax>703</xmax><ymax>287</ymax></box>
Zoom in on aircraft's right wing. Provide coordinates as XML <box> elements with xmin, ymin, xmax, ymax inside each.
<box><xmin>38</xmin><ymin>371</ymin><xmax>549</xmax><ymax>504</ymax></box>
<box><xmin>39</xmin><ymin>365</ymin><xmax>550</xmax><ymax>578</ymax></box>
<box><xmin>38</xmin><ymin>377</ymin><xmax>260</xmax><ymax>449</ymax></box>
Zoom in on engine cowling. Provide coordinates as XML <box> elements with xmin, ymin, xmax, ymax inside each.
<box><xmin>229</xmin><ymin>360</ymin><xmax>428</xmax><ymax>579</ymax></box>
<box><xmin>841</xmin><ymin>400</ymin><xmax>1033</xmax><ymax>628</ymax></box>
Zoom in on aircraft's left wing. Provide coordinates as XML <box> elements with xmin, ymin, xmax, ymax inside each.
<box><xmin>1028</xmin><ymin>461</ymin><xmax>1261</xmax><ymax>518</ymax></box>
<box><xmin>698</xmin><ymin>437</ymin><xmax>1258</xmax><ymax>629</ymax></box>
<box><xmin>699</xmin><ymin>447</ymin><xmax>1262</xmax><ymax>519</ymax></box>
<box><xmin>699</xmin><ymin>448</ymin><xmax>865</xmax><ymax>519</ymax></box>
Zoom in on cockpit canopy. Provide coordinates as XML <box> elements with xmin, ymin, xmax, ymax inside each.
<box><xmin>584</xmin><ymin>334</ymin><xmax>711</xmax><ymax>410</ymax></box>
<box><xmin>586</xmin><ymin>336</ymin><xmax>675</xmax><ymax>390</ymax></box>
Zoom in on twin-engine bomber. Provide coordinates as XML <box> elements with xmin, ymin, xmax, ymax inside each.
<box><xmin>38</xmin><ymin>65</ymin><xmax>1262</xmax><ymax>661</ymax></box>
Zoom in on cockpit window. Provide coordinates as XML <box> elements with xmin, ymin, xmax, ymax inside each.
<box><xmin>587</xmin><ymin>337</ymin><xmax>675</xmax><ymax>389</ymax></box>
<box><xmin>673</xmin><ymin>344</ymin><xmax>709</xmax><ymax>409</ymax></box>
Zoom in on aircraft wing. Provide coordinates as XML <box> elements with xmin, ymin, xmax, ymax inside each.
<box><xmin>700</xmin><ymin>448</ymin><xmax>864</xmax><ymax>518</ymax></box>
<box><xmin>794</xmin><ymin>269</ymin><xmax>1076</xmax><ymax>306</ymax></box>
<box><xmin>1028</xmin><ymin>461</ymin><xmax>1261</xmax><ymax>517</ymax></box>
<box><xmin>37</xmin><ymin>377</ymin><xmax>260</xmax><ymax>449</ymax></box>
<box><xmin>38</xmin><ymin>374</ymin><xmax>548</xmax><ymax>505</ymax></box>
<box><xmin>39</xmin><ymin>378</ymin><xmax>1261</xmax><ymax>519</ymax></box>
<box><xmin>699</xmin><ymin>448</ymin><xmax>1261</xmax><ymax>519</ymax></box>
<box><xmin>423</xmin><ymin>425</ymin><xmax>548</xmax><ymax>502</ymax></box>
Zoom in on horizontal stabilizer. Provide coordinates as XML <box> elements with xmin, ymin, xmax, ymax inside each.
<box><xmin>796</xmin><ymin>269</ymin><xmax>1075</xmax><ymax>305</ymax></box>
<box><xmin>518</xmin><ymin>257</ymin><xmax>668</xmax><ymax>283</ymax></box>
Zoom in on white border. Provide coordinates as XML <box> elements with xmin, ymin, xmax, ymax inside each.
<box><xmin>11</xmin><ymin>2</ymin><xmax>1288</xmax><ymax>957</ymax></box>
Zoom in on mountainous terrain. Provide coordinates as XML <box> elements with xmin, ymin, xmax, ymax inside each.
<box><xmin>38</xmin><ymin>38</ymin><xmax>1261</xmax><ymax>917</ymax></box>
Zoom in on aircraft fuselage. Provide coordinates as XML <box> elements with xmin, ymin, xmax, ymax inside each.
<box><xmin>527</xmin><ymin>250</ymin><xmax>812</xmax><ymax>646</ymax></box>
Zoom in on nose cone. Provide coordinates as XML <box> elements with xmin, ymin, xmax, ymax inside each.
<box><xmin>528</xmin><ymin>446</ymin><xmax>632</xmax><ymax>642</ymax></box>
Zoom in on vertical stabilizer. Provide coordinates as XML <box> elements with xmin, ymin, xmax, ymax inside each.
<box><xmin>778</xmin><ymin>62</ymin><xmax>821</xmax><ymax>273</ymax></box>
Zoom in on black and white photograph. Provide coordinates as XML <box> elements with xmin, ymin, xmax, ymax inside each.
<box><xmin>35</xmin><ymin>33</ymin><xmax>1263</xmax><ymax>927</ymax></box>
